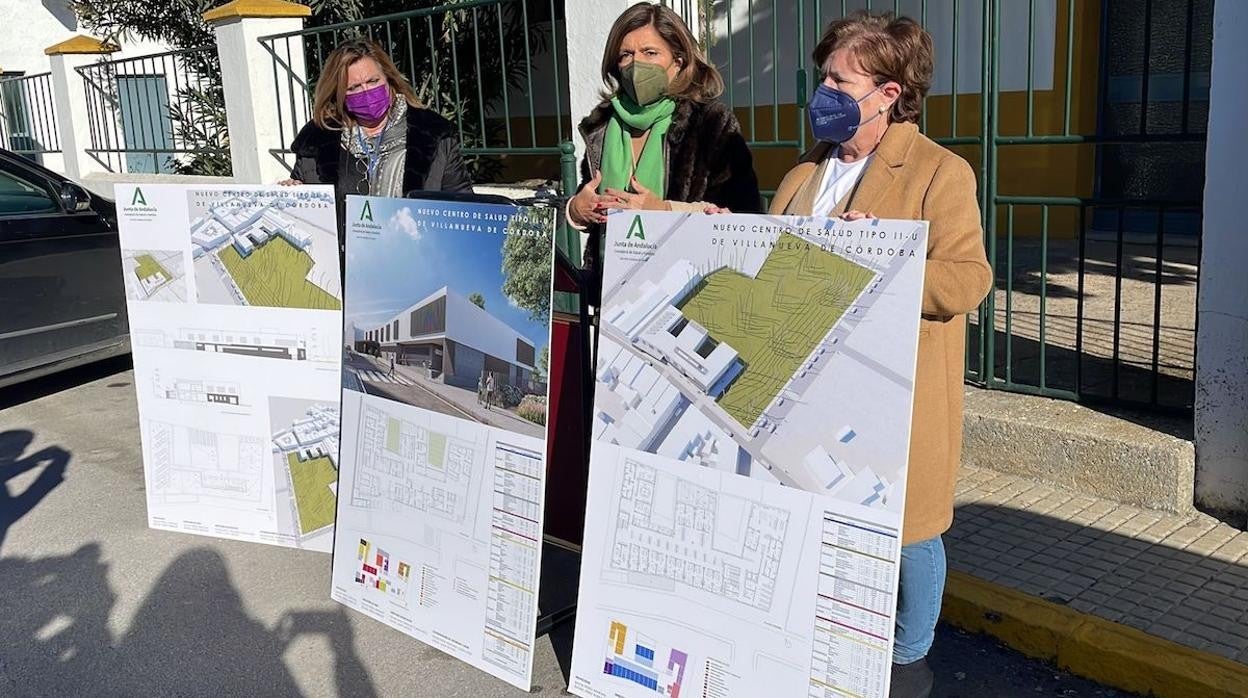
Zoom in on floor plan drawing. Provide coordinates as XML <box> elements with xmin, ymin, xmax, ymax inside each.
<box><xmin>188</xmin><ymin>190</ymin><xmax>341</xmax><ymax>311</ymax></box>
<box><xmin>144</xmin><ymin>419</ymin><xmax>265</xmax><ymax>507</ymax></box>
<box><xmin>348</xmin><ymin>401</ymin><xmax>481</xmax><ymax>528</ymax></box>
<box><xmin>571</xmin><ymin>445</ymin><xmax>822</xmax><ymax>698</ymax></box>
<box><xmin>610</xmin><ymin>458</ymin><xmax>790</xmax><ymax>613</ymax></box>
<box><xmin>602</xmin><ymin>621</ymin><xmax>689</xmax><ymax>697</ymax></box>
<box><xmin>355</xmin><ymin>538</ymin><xmax>412</xmax><ymax>605</ymax></box>
<box><xmin>331</xmin><ymin>391</ymin><xmax>550</xmax><ymax>691</ymax></box>
<box><xmin>121</xmin><ymin>249</ymin><xmax>188</xmax><ymax>302</ymax></box>
<box><xmin>270</xmin><ymin>398</ymin><xmax>340</xmax><ymax>549</ymax></box>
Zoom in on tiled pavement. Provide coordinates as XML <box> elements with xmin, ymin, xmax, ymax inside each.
<box><xmin>948</xmin><ymin>465</ymin><xmax>1248</xmax><ymax>665</ymax></box>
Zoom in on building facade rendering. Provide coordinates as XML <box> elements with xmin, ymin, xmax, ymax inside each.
<box><xmin>360</xmin><ymin>287</ymin><xmax>537</xmax><ymax>392</ymax></box>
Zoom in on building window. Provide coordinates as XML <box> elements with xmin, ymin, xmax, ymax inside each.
<box><xmin>410</xmin><ymin>296</ymin><xmax>447</xmax><ymax>335</ymax></box>
<box><xmin>696</xmin><ymin>336</ymin><xmax>719</xmax><ymax>359</ymax></box>
<box><xmin>668</xmin><ymin>316</ymin><xmax>689</xmax><ymax>337</ymax></box>
<box><xmin>516</xmin><ymin>338</ymin><xmax>536</xmax><ymax>367</ymax></box>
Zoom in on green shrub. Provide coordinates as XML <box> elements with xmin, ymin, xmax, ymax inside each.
<box><xmin>517</xmin><ymin>395</ymin><xmax>547</xmax><ymax>426</ymax></box>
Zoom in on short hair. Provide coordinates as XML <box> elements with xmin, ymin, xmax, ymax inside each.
<box><xmin>600</xmin><ymin>2</ymin><xmax>724</xmax><ymax>104</ymax></box>
<box><xmin>311</xmin><ymin>39</ymin><xmax>422</xmax><ymax>130</ymax></box>
<box><xmin>812</xmin><ymin>11</ymin><xmax>934</xmax><ymax>124</ymax></box>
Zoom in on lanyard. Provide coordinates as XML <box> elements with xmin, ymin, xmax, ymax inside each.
<box><xmin>355</xmin><ymin>120</ymin><xmax>390</xmax><ymax>185</ymax></box>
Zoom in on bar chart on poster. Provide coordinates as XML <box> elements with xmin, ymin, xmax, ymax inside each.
<box><xmin>569</xmin><ymin>211</ymin><xmax>928</xmax><ymax>698</ymax></box>
<box><xmin>116</xmin><ymin>184</ymin><xmax>343</xmax><ymax>552</ymax></box>
<box><xmin>328</xmin><ymin>196</ymin><xmax>557</xmax><ymax>691</ymax></box>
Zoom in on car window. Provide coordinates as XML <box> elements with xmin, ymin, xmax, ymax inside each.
<box><xmin>0</xmin><ymin>167</ymin><xmax>57</xmax><ymax>215</ymax></box>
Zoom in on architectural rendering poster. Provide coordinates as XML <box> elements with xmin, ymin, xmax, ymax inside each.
<box><xmin>569</xmin><ymin>211</ymin><xmax>929</xmax><ymax>698</ymax></box>
<box><xmin>115</xmin><ymin>183</ymin><xmax>343</xmax><ymax>552</ymax></box>
<box><xmin>331</xmin><ymin>196</ymin><xmax>556</xmax><ymax>691</ymax></box>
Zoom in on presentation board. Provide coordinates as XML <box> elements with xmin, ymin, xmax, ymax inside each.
<box><xmin>116</xmin><ymin>184</ymin><xmax>343</xmax><ymax>552</ymax></box>
<box><xmin>329</xmin><ymin>196</ymin><xmax>556</xmax><ymax>691</ymax></box>
<box><xmin>569</xmin><ymin>211</ymin><xmax>928</xmax><ymax>698</ymax></box>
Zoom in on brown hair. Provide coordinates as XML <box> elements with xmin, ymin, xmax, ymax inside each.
<box><xmin>599</xmin><ymin>2</ymin><xmax>724</xmax><ymax>104</ymax></box>
<box><xmin>311</xmin><ymin>39</ymin><xmax>421</xmax><ymax>130</ymax></box>
<box><xmin>812</xmin><ymin>11</ymin><xmax>933</xmax><ymax>124</ymax></box>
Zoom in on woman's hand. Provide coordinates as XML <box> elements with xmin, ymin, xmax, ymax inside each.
<box><xmin>278</xmin><ymin>179</ymin><xmax>302</xmax><ymax>186</ymax></box>
<box><xmin>704</xmin><ymin>205</ymin><xmax>731</xmax><ymax>215</ymax></box>
<box><xmin>842</xmin><ymin>209</ymin><xmax>877</xmax><ymax>221</ymax></box>
<box><xmin>568</xmin><ymin>170</ymin><xmax>613</xmax><ymax>226</ymax></box>
<box><xmin>605</xmin><ymin>177</ymin><xmax>670</xmax><ymax>212</ymax></box>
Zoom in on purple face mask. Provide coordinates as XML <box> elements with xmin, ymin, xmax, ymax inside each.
<box><xmin>344</xmin><ymin>83</ymin><xmax>391</xmax><ymax>123</ymax></box>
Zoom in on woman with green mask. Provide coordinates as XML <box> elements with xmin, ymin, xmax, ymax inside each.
<box><xmin>567</xmin><ymin>2</ymin><xmax>762</xmax><ymax>299</ymax></box>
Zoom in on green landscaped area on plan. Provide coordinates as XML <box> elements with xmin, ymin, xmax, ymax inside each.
<box><xmin>287</xmin><ymin>452</ymin><xmax>337</xmax><ymax>535</ymax></box>
<box><xmin>386</xmin><ymin>417</ymin><xmax>401</xmax><ymax>452</ymax></box>
<box><xmin>217</xmin><ymin>236</ymin><xmax>341</xmax><ymax>311</ymax></box>
<box><xmin>134</xmin><ymin>254</ymin><xmax>169</xmax><ymax>282</ymax></box>
<box><xmin>678</xmin><ymin>232</ymin><xmax>876</xmax><ymax>429</ymax></box>
<box><xmin>428</xmin><ymin>433</ymin><xmax>447</xmax><ymax>471</ymax></box>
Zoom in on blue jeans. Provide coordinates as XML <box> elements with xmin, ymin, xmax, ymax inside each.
<box><xmin>894</xmin><ymin>535</ymin><xmax>947</xmax><ymax>665</ymax></box>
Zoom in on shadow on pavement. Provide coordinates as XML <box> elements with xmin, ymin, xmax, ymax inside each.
<box><xmin>0</xmin><ymin>430</ymin><xmax>70</xmax><ymax>553</ymax></box>
<box><xmin>0</xmin><ymin>546</ymin><xmax>378</xmax><ymax>697</ymax></box>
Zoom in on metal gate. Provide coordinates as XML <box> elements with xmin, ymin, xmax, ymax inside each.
<box><xmin>671</xmin><ymin>0</ymin><xmax>1207</xmax><ymax>414</ymax></box>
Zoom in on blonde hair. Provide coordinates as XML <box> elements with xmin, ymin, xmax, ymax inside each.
<box><xmin>311</xmin><ymin>39</ymin><xmax>421</xmax><ymax>130</ymax></box>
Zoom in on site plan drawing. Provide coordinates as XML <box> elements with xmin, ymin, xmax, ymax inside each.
<box><xmin>330</xmin><ymin>196</ymin><xmax>557</xmax><ymax>691</ymax></box>
<box><xmin>121</xmin><ymin>249</ymin><xmax>188</xmax><ymax>302</ymax></box>
<box><xmin>117</xmin><ymin>183</ymin><xmax>342</xmax><ymax>552</ymax></box>
<box><xmin>270</xmin><ymin>398</ymin><xmax>341</xmax><ymax>549</ymax></box>
<box><xmin>187</xmin><ymin>189</ymin><xmax>341</xmax><ymax>310</ymax></box>
<box><xmin>571</xmin><ymin>211</ymin><xmax>928</xmax><ymax>698</ymax></box>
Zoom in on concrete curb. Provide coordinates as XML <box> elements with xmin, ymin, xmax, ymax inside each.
<box><xmin>961</xmin><ymin>387</ymin><xmax>1196</xmax><ymax>515</ymax></box>
<box><xmin>941</xmin><ymin>570</ymin><xmax>1248</xmax><ymax>698</ymax></box>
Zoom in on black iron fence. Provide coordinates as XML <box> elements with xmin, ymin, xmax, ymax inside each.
<box><xmin>257</xmin><ymin>0</ymin><xmax>572</xmax><ymax>185</ymax></box>
<box><xmin>0</xmin><ymin>72</ymin><xmax>60</xmax><ymax>163</ymax></box>
<box><xmin>76</xmin><ymin>46</ymin><xmax>230</xmax><ymax>175</ymax></box>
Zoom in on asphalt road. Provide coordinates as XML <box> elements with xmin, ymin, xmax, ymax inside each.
<box><xmin>0</xmin><ymin>359</ymin><xmax>1138</xmax><ymax>698</ymax></box>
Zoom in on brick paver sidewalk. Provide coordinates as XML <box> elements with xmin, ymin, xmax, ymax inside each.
<box><xmin>949</xmin><ymin>465</ymin><xmax>1248</xmax><ymax>663</ymax></box>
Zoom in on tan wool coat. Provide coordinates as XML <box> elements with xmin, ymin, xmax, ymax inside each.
<box><xmin>770</xmin><ymin>121</ymin><xmax>992</xmax><ymax>545</ymax></box>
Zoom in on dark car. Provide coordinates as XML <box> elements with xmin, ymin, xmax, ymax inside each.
<box><xmin>0</xmin><ymin>149</ymin><xmax>129</xmax><ymax>388</ymax></box>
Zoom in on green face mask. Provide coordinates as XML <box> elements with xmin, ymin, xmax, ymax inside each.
<box><xmin>619</xmin><ymin>60</ymin><xmax>671</xmax><ymax>106</ymax></box>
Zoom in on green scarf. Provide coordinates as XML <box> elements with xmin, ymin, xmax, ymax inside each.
<box><xmin>601</xmin><ymin>95</ymin><xmax>676</xmax><ymax>196</ymax></box>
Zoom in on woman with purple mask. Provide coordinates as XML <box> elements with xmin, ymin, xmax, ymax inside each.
<box><xmin>283</xmin><ymin>39</ymin><xmax>472</xmax><ymax>268</ymax></box>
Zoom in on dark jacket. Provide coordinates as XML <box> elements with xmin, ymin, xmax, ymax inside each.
<box><xmin>576</xmin><ymin>98</ymin><xmax>762</xmax><ymax>301</ymax></box>
<box><xmin>289</xmin><ymin>107</ymin><xmax>474</xmax><ymax>269</ymax></box>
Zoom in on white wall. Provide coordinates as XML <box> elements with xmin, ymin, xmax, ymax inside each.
<box><xmin>565</xmin><ymin>0</ymin><xmax>633</xmax><ymax>157</ymax></box>
<box><xmin>1194</xmin><ymin>0</ymin><xmax>1248</xmax><ymax>515</ymax></box>
<box><xmin>445</xmin><ymin>289</ymin><xmax>534</xmax><ymax>369</ymax></box>
<box><xmin>0</xmin><ymin>0</ymin><xmax>168</xmax><ymax>75</ymax></box>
